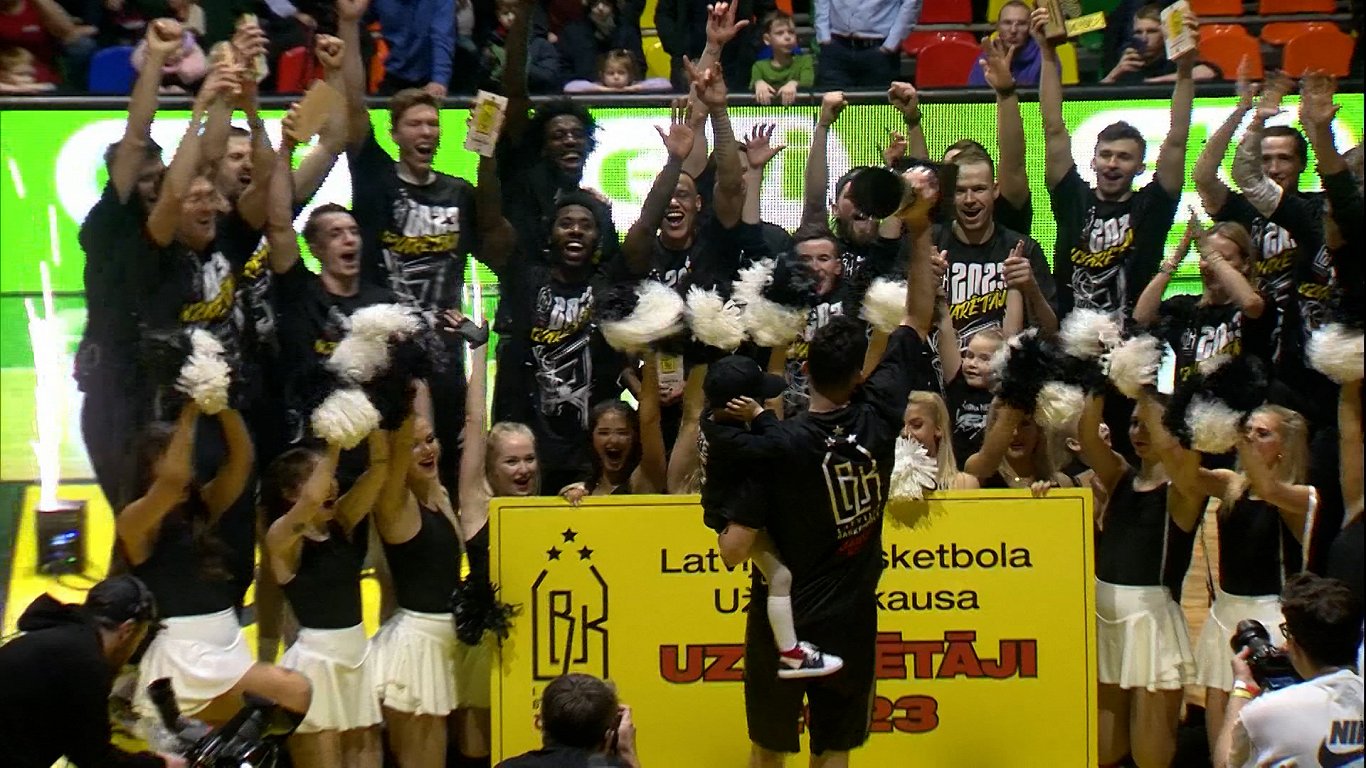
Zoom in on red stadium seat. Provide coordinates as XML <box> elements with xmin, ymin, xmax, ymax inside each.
<box><xmin>901</xmin><ymin>30</ymin><xmax>977</xmax><ymax>57</ymax></box>
<box><xmin>1189</xmin><ymin>0</ymin><xmax>1243</xmax><ymax>15</ymax></box>
<box><xmin>1281</xmin><ymin>25</ymin><xmax>1354</xmax><ymax>77</ymax></box>
<box><xmin>276</xmin><ymin>46</ymin><xmax>322</xmax><ymax>93</ymax></box>
<box><xmin>1198</xmin><ymin>31</ymin><xmax>1263</xmax><ymax>80</ymax></box>
<box><xmin>918</xmin><ymin>0</ymin><xmax>972</xmax><ymax>24</ymax></box>
<box><xmin>1200</xmin><ymin>24</ymin><xmax>1251</xmax><ymax>39</ymax></box>
<box><xmin>915</xmin><ymin>38</ymin><xmax>982</xmax><ymax>88</ymax></box>
<box><xmin>1258</xmin><ymin>0</ymin><xmax>1334</xmax><ymax>13</ymax></box>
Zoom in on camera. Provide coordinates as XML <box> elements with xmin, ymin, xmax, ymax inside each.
<box><xmin>1230</xmin><ymin>619</ymin><xmax>1302</xmax><ymax>692</ymax></box>
<box><xmin>148</xmin><ymin>678</ymin><xmax>294</xmax><ymax>767</ymax></box>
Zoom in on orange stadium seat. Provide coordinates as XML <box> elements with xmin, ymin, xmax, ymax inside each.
<box><xmin>1260</xmin><ymin>22</ymin><xmax>1332</xmax><ymax>46</ymax></box>
<box><xmin>1282</xmin><ymin>25</ymin><xmax>1354</xmax><ymax>77</ymax></box>
<box><xmin>1199</xmin><ymin>31</ymin><xmax>1264</xmax><ymax>80</ymax></box>
<box><xmin>1258</xmin><ymin>0</ymin><xmax>1334</xmax><ymax>13</ymax></box>
<box><xmin>901</xmin><ymin>30</ymin><xmax>977</xmax><ymax>57</ymax></box>
<box><xmin>1189</xmin><ymin>0</ymin><xmax>1243</xmax><ymax>14</ymax></box>
<box><xmin>918</xmin><ymin>0</ymin><xmax>973</xmax><ymax>24</ymax></box>
<box><xmin>915</xmin><ymin>38</ymin><xmax>982</xmax><ymax>88</ymax></box>
<box><xmin>1200</xmin><ymin>24</ymin><xmax>1251</xmax><ymax>39</ymax></box>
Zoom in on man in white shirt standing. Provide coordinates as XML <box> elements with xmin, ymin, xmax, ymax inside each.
<box><xmin>1217</xmin><ymin>573</ymin><xmax>1364</xmax><ymax>768</ymax></box>
<box><xmin>813</xmin><ymin>0</ymin><xmax>920</xmax><ymax>88</ymax></box>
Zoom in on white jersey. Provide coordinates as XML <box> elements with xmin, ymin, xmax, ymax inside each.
<box><xmin>1240</xmin><ymin>669</ymin><xmax>1364</xmax><ymax>767</ymax></box>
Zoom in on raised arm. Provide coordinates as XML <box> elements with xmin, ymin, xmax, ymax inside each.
<box><xmin>337</xmin><ymin>430</ymin><xmax>390</xmax><ymax>533</ymax></box>
<box><xmin>979</xmin><ymin>37</ymin><xmax>1028</xmax><ymax>209</ymax></box>
<box><xmin>1134</xmin><ymin>210</ymin><xmax>1199</xmax><ymax>327</ymax></box>
<box><xmin>1300</xmin><ymin>71</ymin><xmax>1347</xmax><ymax>177</ymax></box>
<box><xmin>292</xmin><ymin>35</ymin><xmax>348</xmax><ymax>206</ymax></box>
<box><xmin>622</xmin><ymin>100</ymin><xmax>694</xmax><ymax>273</ymax></box>
<box><xmin>266</xmin><ymin>443</ymin><xmax>342</xmax><ymax>584</ymax></box>
<box><xmin>901</xmin><ymin>168</ymin><xmax>943</xmax><ymax>339</ymax></box>
<box><xmin>265</xmin><ymin>133</ymin><xmax>301</xmax><ymax>274</ymax></box>
<box><xmin>1030</xmin><ymin>6</ymin><xmax>1071</xmax><ymax>190</ymax></box>
<box><xmin>475</xmin><ymin>152</ymin><xmax>517</xmax><ymax>272</ymax></box>
<box><xmin>888</xmin><ymin>82</ymin><xmax>927</xmax><ymax>163</ymax></box>
<box><xmin>963</xmin><ymin>401</ymin><xmax>1021</xmax><ymax>480</ymax></box>
<box><xmin>338</xmin><ymin>0</ymin><xmax>374</xmax><ymax>150</ymax></box>
<box><xmin>934</xmin><ymin>295</ymin><xmax>962</xmax><ymax>383</ymax></box>
<box><xmin>688</xmin><ymin>1</ymin><xmax>750</xmax><ymax>124</ymax></box>
<box><xmin>1137</xmin><ymin>391</ymin><xmax>1231</xmax><ymax>501</ymax></box>
<box><xmin>457</xmin><ymin>323</ymin><xmax>492</xmax><ymax>529</ymax></box>
<box><xmin>375</xmin><ymin>412</ymin><xmax>419</xmax><ymax>544</ymax></box>
<box><xmin>1239</xmin><ymin>438</ymin><xmax>1314</xmax><ymax>540</ymax></box>
<box><xmin>111</xmin><ymin>20</ymin><xmax>183</xmax><ymax>203</ymax></box>
<box><xmin>802</xmin><ymin>91</ymin><xmax>845</xmax><ymax>228</ymax></box>
<box><xmin>203</xmin><ymin>408</ymin><xmax>255</xmax><ymax>521</ymax></box>
<box><xmin>666</xmin><ymin>363</ymin><xmax>707</xmax><ymax>493</ymax></box>
<box><xmin>234</xmin><ymin>26</ymin><xmax>276</xmax><ymax>229</ymax></box>
<box><xmin>115</xmin><ymin>403</ymin><xmax>198</xmax><ymax>563</ymax></box>
<box><xmin>1002</xmin><ymin>239</ymin><xmax>1058</xmax><ymax>337</ymax></box>
<box><xmin>740</xmin><ymin>123</ymin><xmax>784</xmax><ymax>225</ymax></box>
<box><xmin>631</xmin><ymin>353</ymin><xmax>668</xmax><ymax>494</ymax></box>
<box><xmin>1341</xmin><ymin>380</ymin><xmax>1363</xmax><ymax>518</ymax></box>
<box><xmin>1154</xmin><ymin>15</ymin><xmax>1199</xmax><ymax>198</ymax></box>
<box><xmin>1080</xmin><ymin>394</ymin><xmax>1127</xmax><ymax>495</ymax></box>
<box><xmin>146</xmin><ymin>65</ymin><xmax>239</xmax><ymax>246</ymax></box>
<box><xmin>500</xmin><ymin>0</ymin><xmax>534</xmax><ymax>145</ymax></box>
<box><xmin>689</xmin><ymin>59</ymin><xmax>744</xmax><ymax>230</ymax></box>
<box><xmin>1231</xmin><ymin>75</ymin><xmax>1296</xmax><ymax>217</ymax></box>
<box><xmin>1200</xmin><ymin>242</ymin><xmax>1265</xmax><ymax>318</ymax></box>
<box><xmin>1195</xmin><ymin>62</ymin><xmax>1259</xmax><ymax>216</ymax></box>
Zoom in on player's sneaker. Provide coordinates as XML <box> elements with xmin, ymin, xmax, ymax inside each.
<box><xmin>777</xmin><ymin>641</ymin><xmax>844</xmax><ymax>679</ymax></box>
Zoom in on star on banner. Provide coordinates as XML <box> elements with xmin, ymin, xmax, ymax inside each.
<box><xmin>562</xmin><ymin>528</ymin><xmax>578</xmax><ymax>543</ymax></box>
<box><xmin>578</xmin><ymin>546</ymin><xmax>594</xmax><ymax>560</ymax></box>
<box><xmin>546</xmin><ymin>546</ymin><xmax>562</xmax><ymax>561</ymax></box>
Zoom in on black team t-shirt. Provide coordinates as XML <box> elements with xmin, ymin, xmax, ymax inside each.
<box><xmin>782</xmin><ymin>280</ymin><xmax>863</xmax><ymax>417</ymax></box>
<box><xmin>649</xmin><ymin>214</ymin><xmax>759</xmax><ymax>291</ymax></box>
<box><xmin>837</xmin><ymin>234</ymin><xmax>903</xmax><ymax>291</ymax></box>
<box><xmin>714</xmin><ymin>326</ymin><xmax>937</xmax><ymax>627</ymax></box>
<box><xmin>995</xmin><ymin>193</ymin><xmax>1033</xmax><ymax>239</ymax></box>
<box><xmin>935</xmin><ymin>223</ymin><xmax>1054</xmax><ymax>353</ymax></box>
<box><xmin>496</xmin><ymin>134</ymin><xmax>619</xmax><ymax>266</ymax></box>
<box><xmin>493</xmin><ymin>257</ymin><xmax>632</xmax><ymax>485</ymax></box>
<box><xmin>76</xmin><ymin>183</ymin><xmax>146</xmax><ymax>387</ymax></box>
<box><xmin>1050</xmin><ymin>164</ymin><xmax>1179</xmax><ymax>318</ymax></box>
<box><xmin>1156</xmin><ymin>293</ymin><xmax>1279</xmax><ymax>385</ymax></box>
<box><xmin>945</xmin><ymin>373</ymin><xmax>993</xmax><ymax>468</ymax></box>
<box><xmin>348</xmin><ymin>128</ymin><xmax>479</xmax><ymax>314</ymax></box>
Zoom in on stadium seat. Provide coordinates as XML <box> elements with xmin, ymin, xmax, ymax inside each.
<box><xmin>1201</xmin><ymin>24</ymin><xmax>1251</xmax><ymax>39</ymax></box>
<box><xmin>915</xmin><ymin>38</ymin><xmax>981</xmax><ymax>88</ymax></box>
<box><xmin>367</xmin><ymin>22</ymin><xmax>387</xmax><ymax>93</ymax></box>
<box><xmin>1189</xmin><ymin>0</ymin><xmax>1243</xmax><ymax>15</ymax></box>
<box><xmin>1281</xmin><ymin>25</ymin><xmax>1353</xmax><ymax>77</ymax></box>
<box><xmin>87</xmin><ymin>46</ymin><xmax>136</xmax><ymax>95</ymax></box>
<box><xmin>1058</xmin><ymin>42</ymin><xmax>1079</xmax><ymax>85</ymax></box>
<box><xmin>1260</xmin><ymin>21</ymin><xmax>1331</xmax><ymax>47</ymax></box>
<box><xmin>1199</xmin><ymin>31</ymin><xmax>1263</xmax><ymax>80</ymax></box>
<box><xmin>643</xmin><ymin>34</ymin><xmax>670</xmax><ymax>79</ymax></box>
<box><xmin>901</xmin><ymin>30</ymin><xmax>976</xmax><ymax>57</ymax></box>
<box><xmin>1258</xmin><ymin>0</ymin><xmax>1334</xmax><ymax>13</ymax></box>
<box><xmin>276</xmin><ymin>46</ymin><xmax>321</xmax><ymax>93</ymax></box>
<box><xmin>919</xmin><ymin>0</ymin><xmax>972</xmax><ymax>24</ymax></box>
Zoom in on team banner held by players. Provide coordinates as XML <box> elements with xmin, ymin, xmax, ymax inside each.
<box><xmin>488</xmin><ymin>490</ymin><xmax>1097</xmax><ymax>766</ymax></box>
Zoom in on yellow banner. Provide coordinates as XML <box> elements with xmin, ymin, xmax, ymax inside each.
<box><xmin>489</xmin><ymin>490</ymin><xmax>1097</xmax><ymax>766</ymax></box>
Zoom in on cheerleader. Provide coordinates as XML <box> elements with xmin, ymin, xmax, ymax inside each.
<box><xmin>119</xmin><ymin>403</ymin><xmax>312</xmax><ymax>725</ymax></box>
<box><xmin>963</xmin><ymin>400</ymin><xmax>1075</xmax><ymax>494</ymax></box>
<box><xmin>261</xmin><ymin>432</ymin><xmax>389</xmax><ymax>768</ymax></box>
<box><xmin>449</xmin><ymin>318</ymin><xmax>540</xmax><ymax>765</ymax></box>
<box><xmin>901</xmin><ymin>391</ymin><xmax>978</xmax><ymax>491</ymax></box>
<box><xmin>563</xmin><ymin>353</ymin><xmax>667</xmax><ymax>498</ymax></box>
<box><xmin>1138</xmin><ymin>395</ymin><xmax>1318</xmax><ymax>754</ymax></box>
<box><xmin>1082</xmin><ymin>393</ymin><xmax>1202</xmax><ymax>767</ymax></box>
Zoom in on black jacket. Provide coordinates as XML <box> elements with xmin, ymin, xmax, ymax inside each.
<box><xmin>0</xmin><ymin>595</ymin><xmax>164</xmax><ymax>768</ymax></box>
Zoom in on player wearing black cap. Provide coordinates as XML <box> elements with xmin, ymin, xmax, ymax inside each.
<box><xmin>0</xmin><ymin>576</ymin><xmax>182</xmax><ymax>768</ymax></box>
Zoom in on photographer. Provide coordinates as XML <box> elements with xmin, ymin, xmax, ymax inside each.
<box><xmin>496</xmin><ymin>674</ymin><xmax>641</xmax><ymax>768</ymax></box>
<box><xmin>0</xmin><ymin>575</ymin><xmax>185</xmax><ymax>768</ymax></box>
<box><xmin>1216</xmin><ymin>573</ymin><xmax>1364</xmax><ymax>768</ymax></box>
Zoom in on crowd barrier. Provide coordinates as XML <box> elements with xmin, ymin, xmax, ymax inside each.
<box><xmin>488</xmin><ymin>489</ymin><xmax>1097</xmax><ymax>766</ymax></box>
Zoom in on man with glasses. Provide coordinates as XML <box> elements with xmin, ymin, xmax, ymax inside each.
<box><xmin>966</xmin><ymin>1</ymin><xmax>1040</xmax><ymax>88</ymax></box>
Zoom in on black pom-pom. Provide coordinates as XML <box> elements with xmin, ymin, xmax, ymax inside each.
<box><xmin>1201</xmin><ymin>355</ymin><xmax>1269</xmax><ymax>414</ymax></box>
<box><xmin>1056</xmin><ymin>353</ymin><xmax>1109</xmax><ymax>396</ymax></box>
<box><xmin>993</xmin><ymin>331</ymin><xmax>1058</xmax><ymax>412</ymax></box>
<box><xmin>1163</xmin><ymin>370</ymin><xmax>1201</xmax><ymax>449</ymax></box>
<box><xmin>762</xmin><ymin>250</ymin><xmax>820</xmax><ymax>309</ymax></box>
<box><xmin>137</xmin><ymin>327</ymin><xmax>192</xmax><ymax>393</ymax></box>
<box><xmin>596</xmin><ymin>282</ymin><xmax>641</xmax><ymax>324</ymax></box>
<box><xmin>451</xmin><ymin>576</ymin><xmax>522</xmax><ymax>646</ymax></box>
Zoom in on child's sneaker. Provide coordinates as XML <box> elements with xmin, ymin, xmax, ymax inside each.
<box><xmin>777</xmin><ymin>641</ymin><xmax>844</xmax><ymax>679</ymax></box>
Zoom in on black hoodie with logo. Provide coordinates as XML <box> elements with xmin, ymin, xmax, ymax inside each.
<box><xmin>0</xmin><ymin>595</ymin><xmax>164</xmax><ymax>768</ymax></box>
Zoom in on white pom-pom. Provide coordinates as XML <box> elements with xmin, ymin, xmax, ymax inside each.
<box><xmin>1187</xmin><ymin>395</ymin><xmax>1242</xmax><ymax>454</ymax></box>
<box><xmin>859</xmin><ymin>278</ymin><xmax>908</xmax><ymax>334</ymax></box>
<box><xmin>686</xmin><ymin>286</ymin><xmax>746</xmax><ymax>351</ymax></box>
<box><xmin>1307</xmin><ymin>323</ymin><xmax>1364</xmax><ymax>384</ymax></box>
<box><xmin>1059</xmin><ymin>308</ymin><xmax>1121</xmax><ymax>361</ymax></box>
<box><xmin>1035</xmin><ymin>381</ymin><xmax>1085</xmax><ymax>433</ymax></box>
<box><xmin>311</xmin><ymin>388</ymin><xmax>381</xmax><ymax>449</ymax></box>
<box><xmin>987</xmin><ymin>329</ymin><xmax>1036</xmax><ymax>389</ymax></box>
<box><xmin>890</xmin><ymin>437</ymin><xmax>939</xmax><ymax>502</ymax></box>
<box><xmin>733</xmin><ymin>260</ymin><xmax>807</xmax><ymax>348</ymax></box>
<box><xmin>1107</xmin><ymin>335</ymin><xmax>1163</xmax><ymax>399</ymax></box>
<box><xmin>600</xmin><ymin>281</ymin><xmax>687</xmax><ymax>353</ymax></box>
<box><xmin>176</xmin><ymin>329</ymin><xmax>231</xmax><ymax>414</ymax></box>
<box><xmin>327</xmin><ymin>336</ymin><xmax>391</xmax><ymax>383</ymax></box>
<box><xmin>347</xmin><ymin>304</ymin><xmax>422</xmax><ymax>342</ymax></box>
<box><xmin>1197</xmin><ymin>353</ymin><xmax>1233</xmax><ymax>378</ymax></box>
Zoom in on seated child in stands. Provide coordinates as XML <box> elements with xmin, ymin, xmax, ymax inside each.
<box><xmin>132</xmin><ymin>25</ymin><xmax>206</xmax><ymax>92</ymax></box>
<box><xmin>564</xmin><ymin>48</ymin><xmax>670</xmax><ymax>93</ymax></box>
<box><xmin>0</xmin><ymin>47</ymin><xmax>55</xmax><ymax>93</ymax></box>
<box><xmin>750</xmin><ymin>12</ymin><xmax>812</xmax><ymax>105</ymax></box>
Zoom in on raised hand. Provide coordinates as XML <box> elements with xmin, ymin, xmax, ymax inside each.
<box><xmin>898</xmin><ymin>166</ymin><xmax>939</xmax><ymax>229</ymax></box>
<box><xmin>145</xmin><ymin>18</ymin><xmax>184</xmax><ymax>59</ymax></box>
<box><xmin>818</xmin><ymin>90</ymin><xmax>846</xmax><ymax>127</ymax></box>
<box><xmin>1172</xmin><ymin>10</ymin><xmax>1201</xmax><ymax>65</ymax></box>
<box><xmin>882</xmin><ymin>129</ymin><xmax>908</xmax><ymax>167</ymax></box>
<box><xmin>231</xmin><ymin>18</ymin><xmax>269</xmax><ymax>63</ymax></box>
<box><xmin>315</xmin><ymin>34</ymin><xmax>345</xmax><ymax>70</ymax></box>
<box><xmin>656</xmin><ymin>97</ymin><xmax>697</xmax><ymax>161</ymax></box>
<box><xmin>705</xmin><ymin>2</ymin><xmax>751</xmax><ymax>48</ymax></box>
<box><xmin>1298</xmin><ymin>71</ymin><xmax>1340</xmax><ymax>131</ymax></box>
<box><xmin>683</xmin><ymin>56</ymin><xmax>727</xmax><ymax>110</ymax></box>
<box><xmin>196</xmin><ymin>56</ymin><xmax>244</xmax><ymax>109</ymax></box>
<box><xmin>337</xmin><ymin>0</ymin><xmax>371</xmax><ymax>22</ymax></box>
<box><xmin>1028</xmin><ymin>5</ymin><xmax>1053</xmax><ymax>49</ymax></box>
<box><xmin>979</xmin><ymin>37</ymin><xmax>1016</xmax><ymax>93</ymax></box>
<box><xmin>1234</xmin><ymin>55</ymin><xmax>1260</xmax><ymax>109</ymax></box>
<box><xmin>1002</xmin><ymin>240</ymin><xmax>1035</xmax><ymax>289</ymax></box>
<box><xmin>754</xmin><ymin>79</ymin><xmax>775</xmax><ymax>105</ymax></box>
<box><xmin>740</xmin><ymin>122</ymin><xmax>785</xmax><ymax>171</ymax></box>
<box><xmin>281</xmin><ymin>101</ymin><xmax>303</xmax><ymax>151</ymax></box>
<box><xmin>887</xmin><ymin>82</ymin><xmax>920</xmax><ymax>126</ymax></box>
<box><xmin>1256</xmin><ymin>70</ymin><xmax>1294</xmax><ymax>121</ymax></box>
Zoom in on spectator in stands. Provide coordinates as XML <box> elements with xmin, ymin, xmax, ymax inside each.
<box><xmin>966</xmin><ymin>0</ymin><xmax>1038</xmax><ymax>88</ymax></box>
<box><xmin>370</xmin><ymin>0</ymin><xmax>454</xmax><ymax>97</ymax></box>
<box><xmin>131</xmin><ymin>22</ymin><xmax>207</xmax><ymax>92</ymax></box>
<box><xmin>812</xmin><ymin>0</ymin><xmax>919</xmax><ymax>88</ymax></box>
<box><xmin>0</xmin><ymin>44</ymin><xmax>52</xmax><ymax>90</ymax></box>
<box><xmin>751</xmin><ymin>11</ymin><xmax>812</xmax><ymax>105</ymax></box>
<box><xmin>496</xmin><ymin>674</ymin><xmax>640</xmax><ymax>768</ymax></box>
<box><xmin>657</xmin><ymin>0</ymin><xmax>769</xmax><ymax>92</ymax></box>
<box><xmin>0</xmin><ymin>0</ymin><xmax>96</xmax><ymax>89</ymax></box>
<box><xmin>557</xmin><ymin>0</ymin><xmax>646</xmax><ymax>83</ymax></box>
<box><xmin>563</xmin><ymin>47</ymin><xmax>669</xmax><ymax>92</ymax></box>
<box><xmin>1101</xmin><ymin>2</ymin><xmax>1217</xmax><ymax>84</ymax></box>
<box><xmin>483</xmin><ymin>0</ymin><xmax>563</xmax><ymax>93</ymax></box>
<box><xmin>255</xmin><ymin>0</ymin><xmax>334</xmax><ymax>89</ymax></box>
<box><xmin>451</xmin><ymin>0</ymin><xmax>494</xmax><ymax>93</ymax></box>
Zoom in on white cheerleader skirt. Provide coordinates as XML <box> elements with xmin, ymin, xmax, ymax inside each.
<box><xmin>1095</xmin><ymin>581</ymin><xmax>1196</xmax><ymax>692</ymax></box>
<box><xmin>134</xmin><ymin>608</ymin><xmax>255</xmax><ymax>718</ymax></box>
<box><xmin>371</xmin><ymin>609</ymin><xmax>461</xmax><ymax>716</ymax></box>
<box><xmin>279</xmin><ymin>623</ymin><xmax>383</xmax><ymax>733</ymax></box>
<box><xmin>1195</xmin><ymin>590</ymin><xmax>1284</xmax><ymax>692</ymax></box>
